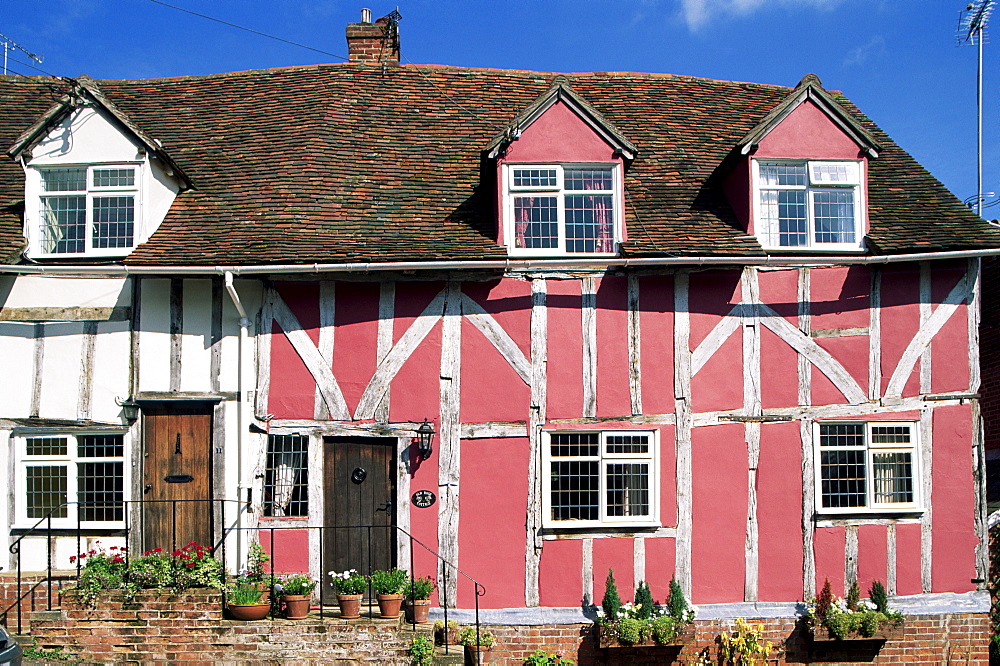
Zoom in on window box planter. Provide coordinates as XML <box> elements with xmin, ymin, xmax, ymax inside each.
<box><xmin>809</xmin><ymin>623</ymin><xmax>904</xmax><ymax>642</ymax></box>
<box><xmin>596</xmin><ymin>623</ymin><xmax>693</xmax><ymax>648</ymax></box>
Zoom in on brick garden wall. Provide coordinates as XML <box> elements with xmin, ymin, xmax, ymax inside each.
<box><xmin>483</xmin><ymin>614</ymin><xmax>989</xmax><ymax>664</ymax></box>
<box><xmin>26</xmin><ymin>590</ymin><xmax>422</xmax><ymax>665</ymax></box>
<box><xmin>0</xmin><ymin>574</ymin><xmax>71</xmax><ymax>633</ymax></box>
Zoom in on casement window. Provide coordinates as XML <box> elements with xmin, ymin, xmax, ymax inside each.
<box><xmin>754</xmin><ymin>160</ymin><xmax>863</xmax><ymax>250</ymax></box>
<box><xmin>505</xmin><ymin>164</ymin><xmax>620</xmax><ymax>256</ymax></box>
<box><xmin>263</xmin><ymin>434</ymin><xmax>309</xmax><ymax>518</ymax></box>
<box><xmin>815</xmin><ymin>422</ymin><xmax>920</xmax><ymax>514</ymax></box>
<box><xmin>35</xmin><ymin>165</ymin><xmax>139</xmax><ymax>256</ymax></box>
<box><xmin>17</xmin><ymin>433</ymin><xmax>126</xmax><ymax>527</ymax></box>
<box><xmin>542</xmin><ymin>431</ymin><xmax>659</xmax><ymax>528</ymax></box>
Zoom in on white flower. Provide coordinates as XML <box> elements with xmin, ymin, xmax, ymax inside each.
<box><xmin>595</xmin><ymin>609</ymin><xmax>604</xmax><ymax>618</ymax></box>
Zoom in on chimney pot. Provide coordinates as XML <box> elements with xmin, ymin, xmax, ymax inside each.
<box><xmin>360</xmin><ymin>8</ymin><xmax>371</xmax><ymax>23</ymax></box>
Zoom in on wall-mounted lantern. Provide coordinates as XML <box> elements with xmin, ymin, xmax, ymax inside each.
<box><xmin>416</xmin><ymin>419</ymin><xmax>435</xmax><ymax>460</ymax></box>
<box><xmin>116</xmin><ymin>397</ymin><xmax>141</xmax><ymax>424</ymax></box>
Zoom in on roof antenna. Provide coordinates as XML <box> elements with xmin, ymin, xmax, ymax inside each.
<box><xmin>0</xmin><ymin>33</ymin><xmax>43</xmax><ymax>76</ymax></box>
<box><xmin>958</xmin><ymin>0</ymin><xmax>994</xmax><ymax>219</ymax></box>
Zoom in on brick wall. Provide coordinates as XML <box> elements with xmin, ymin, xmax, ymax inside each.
<box><xmin>484</xmin><ymin>614</ymin><xmax>989</xmax><ymax>664</ymax></box>
<box><xmin>0</xmin><ymin>574</ymin><xmax>72</xmax><ymax>633</ymax></box>
<box><xmin>26</xmin><ymin>590</ymin><xmax>422</xmax><ymax>664</ymax></box>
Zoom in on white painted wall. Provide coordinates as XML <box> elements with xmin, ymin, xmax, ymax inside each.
<box><xmin>0</xmin><ymin>276</ymin><xmax>129</xmax><ymax>310</ymax></box>
<box><xmin>137</xmin><ymin>279</ymin><xmax>171</xmax><ymax>392</ymax></box>
<box><xmin>0</xmin><ymin>323</ymin><xmax>34</xmax><ymax>417</ymax></box>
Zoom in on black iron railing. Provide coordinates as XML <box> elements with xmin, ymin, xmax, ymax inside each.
<box><xmin>2</xmin><ymin>499</ymin><xmax>486</xmax><ymax>662</ymax></box>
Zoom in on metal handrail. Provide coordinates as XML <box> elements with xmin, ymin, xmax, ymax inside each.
<box><xmin>2</xmin><ymin>499</ymin><xmax>487</xmax><ymax>663</ymax></box>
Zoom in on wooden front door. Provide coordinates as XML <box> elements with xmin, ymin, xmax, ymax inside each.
<box><xmin>142</xmin><ymin>403</ymin><xmax>214</xmax><ymax>551</ymax></box>
<box><xmin>323</xmin><ymin>437</ymin><xmax>395</xmax><ymax>593</ymax></box>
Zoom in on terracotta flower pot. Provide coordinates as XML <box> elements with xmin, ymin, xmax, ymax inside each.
<box><xmin>337</xmin><ymin>593</ymin><xmax>363</xmax><ymax>619</ymax></box>
<box><xmin>435</xmin><ymin>626</ymin><xmax>459</xmax><ymax>645</ymax></box>
<box><xmin>464</xmin><ymin>644</ymin><xmax>493</xmax><ymax>664</ymax></box>
<box><xmin>282</xmin><ymin>594</ymin><xmax>311</xmax><ymax>620</ymax></box>
<box><xmin>227</xmin><ymin>602</ymin><xmax>271</xmax><ymax>621</ymax></box>
<box><xmin>405</xmin><ymin>598</ymin><xmax>431</xmax><ymax>623</ymax></box>
<box><xmin>377</xmin><ymin>593</ymin><xmax>404</xmax><ymax>619</ymax></box>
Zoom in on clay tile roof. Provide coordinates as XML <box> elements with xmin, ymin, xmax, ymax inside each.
<box><xmin>1</xmin><ymin>63</ymin><xmax>999</xmax><ymax>267</ymax></box>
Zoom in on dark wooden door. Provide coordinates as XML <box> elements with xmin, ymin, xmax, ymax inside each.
<box><xmin>323</xmin><ymin>437</ymin><xmax>395</xmax><ymax>595</ymax></box>
<box><xmin>142</xmin><ymin>403</ymin><xmax>214</xmax><ymax>551</ymax></box>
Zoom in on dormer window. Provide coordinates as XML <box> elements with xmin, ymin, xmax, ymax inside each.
<box><xmin>753</xmin><ymin>160</ymin><xmax>862</xmax><ymax>250</ymax></box>
<box><xmin>504</xmin><ymin>164</ymin><xmax>620</xmax><ymax>256</ymax></box>
<box><xmin>37</xmin><ymin>165</ymin><xmax>138</xmax><ymax>255</ymax></box>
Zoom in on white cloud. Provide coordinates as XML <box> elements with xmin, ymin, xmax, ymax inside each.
<box><xmin>679</xmin><ymin>0</ymin><xmax>842</xmax><ymax>32</ymax></box>
<box><xmin>842</xmin><ymin>35</ymin><xmax>886</xmax><ymax>66</ymax></box>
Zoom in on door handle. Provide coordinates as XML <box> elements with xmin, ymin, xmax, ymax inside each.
<box><xmin>376</xmin><ymin>500</ymin><xmax>393</xmax><ymax>513</ymax></box>
<box><xmin>144</xmin><ymin>484</ymin><xmax>152</xmax><ymax>494</ymax></box>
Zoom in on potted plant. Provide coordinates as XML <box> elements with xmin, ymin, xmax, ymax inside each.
<box><xmin>403</xmin><ymin>576</ymin><xmax>435</xmax><ymax>623</ymax></box>
<box><xmin>329</xmin><ymin>569</ymin><xmax>367</xmax><ymax>619</ymax></box>
<box><xmin>225</xmin><ymin>578</ymin><xmax>271</xmax><ymax>621</ymax></box>
<box><xmin>277</xmin><ymin>573</ymin><xmax>316</xmax><ymax>620</ymax></box>
<box><xmin>370</xmin><ymin>567</ymin><xmax>408</xmax><ymax>618</ymax></box>
<box><xmin>458</xmin><ymin>626</ymin><xmax>495</xmax><ymax>664</ymax></box>
<box><xmin>806</xmin><ymin>579</ymin><xmax>904</xmax><ymax>641</ymax></box>
<box><xmin>594</xmin><ymin>571</ymin><xmax>694</xmax><ymax>648</ymax></box>
<box><xmin>434</xmin><ymin>618</ymin><xmax>460</xmax><ymax>645</ymax></box>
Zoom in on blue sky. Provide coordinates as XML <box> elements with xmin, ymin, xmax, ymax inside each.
<box><xmin>2</xmin><ymin>0</ymin><xmax>996</xmax><ymax>215</ymax></box>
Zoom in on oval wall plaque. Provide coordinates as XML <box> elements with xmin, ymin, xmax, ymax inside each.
<box><xmin>412</xmin><ymin>490</ymin><xmax>436</xmax><ymax>508</ymax></box>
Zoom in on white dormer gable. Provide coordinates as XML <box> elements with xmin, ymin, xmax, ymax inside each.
<box><xmin>20</xmin><ymin>104</ymin><xmax>181</xmax><ymax>259</ymax></box>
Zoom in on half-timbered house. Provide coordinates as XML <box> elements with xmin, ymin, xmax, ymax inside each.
<box><xmin>0</xmin><ymin>12</ymin><xmax>996</xmax><ymax>660</ymax></box>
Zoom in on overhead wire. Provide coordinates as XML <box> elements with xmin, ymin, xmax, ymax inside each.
<box><xmin>144</xmin><ymin>0</ymin><xmax>349</xmax><ymax>62</ymax></box>
<box><xmin>4</xmin><ymin>55</ymin><xmax>57</xmax><ymax>77</ymax></box>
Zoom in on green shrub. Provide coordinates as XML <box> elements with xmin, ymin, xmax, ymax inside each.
<box><xmin>458</xmin><ymin>627</ymin><xmax>495</xmax><ymax>647</ymax></box>
<box><xmin>667</xmin><ymin>578</ymin><xmax>693</xmax><ymax>623</ymax></box>
<box><xmin>601</xmin><ymin>569</ymin><xmax>622</xmax><ymax>621</ymax></box>
<box><xmin>616</xmin><ymin>618</ymin><xmax>644</xmax><ymax>645</ymax></box>
<box><xmin>371</xmin><ymin>568</ymin><xmax>408</xmax><ymax>595</ymax></box>
<box><xmin>651</xmin><ymin>615</ymin><xmax>681</xmax><ymax>644</ymax></box>
<box><xmin>126</xmin><ymin>549</ymin><xmax>173</xmax><ymax>588</ymax></box>
<box><xmin>524</xmin><ymin>648</ymin><xmax>575</xmax><ymax>665</ymax></box>
<box><xmin>408</xmin><ymin>634</ymin><xmax>434</xmax><ymax>664</ymax></box>
<box><xmin>869</xmin><ymin>580</ymin><xmax>888</xmax><ymax>614</ymax></box>
<box><xmin>404</xmin><ymin>576</ymin><xmax>435</xmax><ymax>601</ymax></box>
<box><xmin>633</xmin><ymin>581</ymin><xmax>654</xmax><ymax>620</ymax></box>
<box><xmin>278</xmin><ymin>573</ymin><xmax>316</xmax><ymax>595</ymax></box>
<box><xmin>845</xmin><ymin>580</ymin><xmax>860</xmax><ymax>611</ymax></box>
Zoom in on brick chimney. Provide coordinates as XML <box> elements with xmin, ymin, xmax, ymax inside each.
<box><xmin>346</xmin><ymin>9</ymin><xmax>400</xmax><ymax>65</ymax></box>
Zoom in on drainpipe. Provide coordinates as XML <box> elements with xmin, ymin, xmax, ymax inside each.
<box><xmin>224</xmin><ymin>271</ymin><xmax>252</xmax><ymax>568</ymax></box>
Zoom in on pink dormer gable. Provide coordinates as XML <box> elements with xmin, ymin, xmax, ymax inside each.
<box><xmin>726</xmin><ymin>74</ymin><xmax>880</xmax><ymax>252</ymax></box>
<box><xmin>487</xmin><ymin>83</ymin><xmax>636</xmax><ymax>257</ymax></box>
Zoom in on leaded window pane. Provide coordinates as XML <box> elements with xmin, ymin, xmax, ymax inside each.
<box><xmin>79</xmin><ymin>461</ymin><xmax>125</xmax><ymax>522</ymax></box>
<box><xmin>550</xmin><ymin>460</ymin><xmax>599</xmax><ymax>521</ymax></box>
<box><xmin>564</xmin><ymin>168</ymin><xmax>613</xmax><ymax>191</ymax></box>
<box><xmin>26</xmin><ymin>437</ymin><xmax>68</xmax><ymax>457</ymax></box>
<box><xmin>813</xmin><ymin>191</ymin><xmax>855</xmax><ymax>244</ymax></box>
<box><xmin>872</xmin><ymin>452</ymin><xmax>913</xmax><ymax>504</ymax></box>
<box><xmin>550</xmin><ymin>433</ymin><xmax>599</xmax><ymax>458</ymax></box>
<box><xmin>78</xmin><ymin>434</ymin><xmax>125</xmax><ymax>458</ymax></box>
<box><xmin>565</xmin><ymin>194</ymin><xmax>614</xmax><ymax>253</ymax></box>
<box><xmin>512</xmin><ymin>168</ymin><xmax>557</xmax><ymax>187</ymax></box>
<box><xmin>871</xmin><ymin>425</ymin><xmax>911</xmax><ymax>445</ymax></box>
<box><xmin>93</xmin><ymin>168</ymin><xmax>135</xmax><ymax>188</ymax></box>
<box><xmin>92</xmin><ymin>196</ymin><xmax>135</xmax><ymax>248</ymax></box>
<box><xmin>264</xmin><ymin>434</ymin><xmax>309</xmax><ymax>517</ymax></box>
<box><xmin>760</xmin><ymin>163</ymin><xmax>807</xmax><ymax>187</ymax></box>
<box><xmin>820</xmin><ymin>449</ymin><xmax>866</xmax><ymax>508</ymax></box>
<box><xmin>606</xmin><ymin>463</ymin><xmax>649</xmax><ymax>517</ymax></box>
<box><xmin>605</xmin><ymin>435</ymin><xmax>649</xmax><ymax>455</ymax></box>
<box><xmin>41</xmin><ymin>169</ymin><xmax>86</xmax><ymax>192</ymax></box>
<box><xmin>819</xmin><ymin>423</ymin><xmax>865</xmax><ymax>447</ymax></box>
<box><xmin>42</xmin><ymin>196</ymin><xmax>86</xmax><ymax>254</ymax></box>
<box><xmin>514</xmin><ymin>196</ymin><xmax>558</xmax><ymax>249</ymax></box>
<box><xmin>776</xmin><ymin>190</ymin><xmax>807</xmax><ymax>246</ymax></box>
<box><xmin>26</xmin><ymin>466</ymin><xmax>68</xmax><ymax>518</ymax></box>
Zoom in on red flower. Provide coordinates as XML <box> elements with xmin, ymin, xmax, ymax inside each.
<box><xmin>109</xmin><ymin>546</ymin><xmax>118</xmax><ymax>551</ymax></box>
<box><xmin>78</xmin><ymin>553</ymin><xmax>86</xmax><ymax>560</ymax></box>
<box><xmin>153</xmin><ymin>547</ymin><xmax>163</xmax><ymax>553</ymax></box>
<box><xmin>172</xmin><ymin>550</ymin><xmax>181</xmax><ymax>557</ymax></box>
<box><xmin>69</xmin><ymin>556</ymin><xmax>76</xmax><ymax>563</ymax></box>
<box><xmin>185</xmin><ymin>562</ymin><xmax>195</xmax><ymax>568</ymax></box>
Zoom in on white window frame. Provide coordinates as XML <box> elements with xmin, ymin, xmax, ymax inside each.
<box><xmin>541</xmin><ymin>430</ymin><xmax>660</xmax><ymax>529</ymax></box>
<box><xmin>753</xmin><ymin>159</ymin><xmax>864</xmax><ymax>252</ymax></box>
<box><xmin>14</xmin><ymin>431</ymin><xmax>129</xmax><ymax>529</ymax></box>
<box><xmin>814</xmin><ymin>421</ymin><xmax>921</xmax><ymax>515</ymax></box>
<box><xmin>27</xmin><ymin>163</ymin><xmax>143</xmax><ymax>258</ymax></box>
<box><xmin>503</xmin><ymin>163</ymin><xmax>622</xmax><ymax>257</ymax></box>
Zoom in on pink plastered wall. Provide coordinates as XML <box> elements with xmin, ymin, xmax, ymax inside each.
<box><xmin>268</xmin><ymin>283</ymin><xmax>321</xmax><ymax>419</ymax></box>
<box><xmin>931</xmin><ymin>405</ymin><xmax>978</xmax><ymax>594</ymax></box>
<box><xmin>595</xmin><ymin>276</ymin><xmax>631</xmax><ymax>416</ymax></box>
<box><xmin>637</xmin><ymin>275</ymin><xmax>673</xmax><ymax>415</ymax></box>
<box><xmin>758</xmin><ymin>269</ymin><xmax>800</xmax><ymax>410</ymax></box>
<box><xmin>880</xmin><ymin>265</ymin><xmax>921</xmax><ymax>398</ymax></box>
<box><xmin>546</xmin><ymin>279</ymin><xmax>584</xmax><ymax>419</ymax></box>
<box><xmin>460</xmin><ymin>279</ymin><xmax>532</xmax><ymax>424</ymax></box>
<box><xmin>539</xmin><ymin>539</ymin><xmax>584</xmax><ymax>607</ymax></box>
<box><xmin>756</xmin><ymin>422</ymin><xmax>804</xmax><ymax>602</ymax></box>
<box><xmin>691</xmin><ymin>423</ymin><xmax>747</xmax><ymax>603</ymax></box>
<box><xmin>332</xmin><ymin>281</ymin><xmax>381</xmax><ymax>416</ymax></box>
<box><xmin>458</xmin><ymin>437</ymin><xmax>529</xmax><ymax>608</ymax></box>
<box><xmin>689</xmin><ymin>270</ymin><xmax>743</xmax><ymax>414</ymax></box>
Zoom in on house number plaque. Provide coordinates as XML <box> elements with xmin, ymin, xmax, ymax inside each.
<box><xmin>411</xmin><ymin>490</ymin><xmax>436</xmax><ymax>508</ymax></box>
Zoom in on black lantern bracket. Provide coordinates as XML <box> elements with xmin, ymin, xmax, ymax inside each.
<box><xmin>116</xmin><ymin>397</ymin><xmax>141</xmax><ymax>424</ymax></box>
<box><xmin>415</xmin><ymin>419</ymin><xmax>435</xmax><ymax>460</ymax></box>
